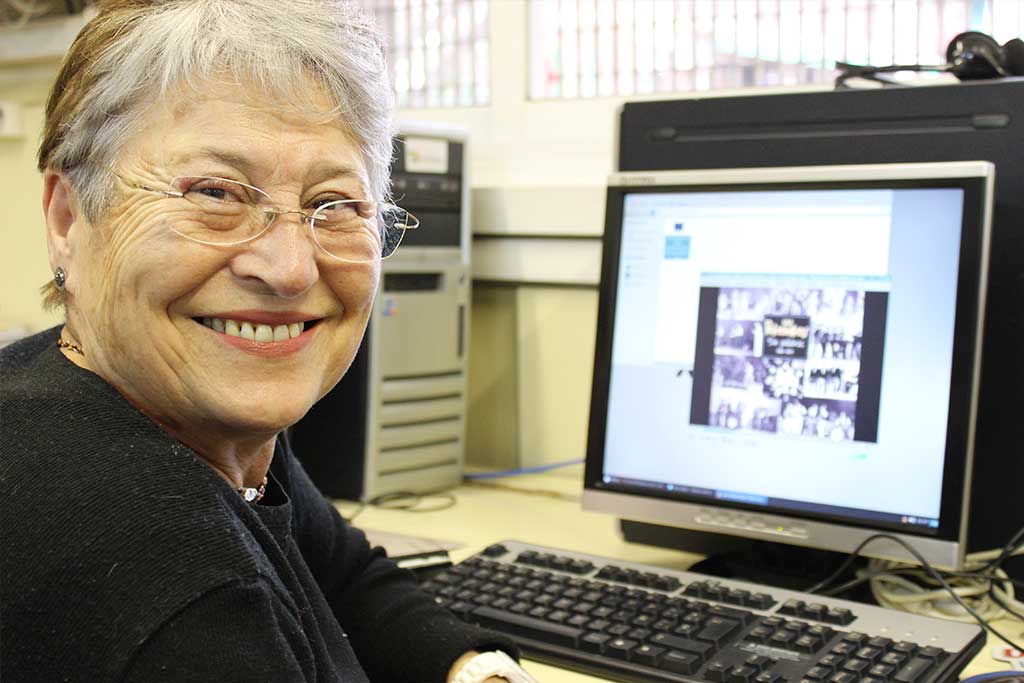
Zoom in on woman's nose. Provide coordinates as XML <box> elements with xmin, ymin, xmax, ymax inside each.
<box><xmin>231</xmin><ymin>213</ymin><xmax>319</xmax><ymax>298</ymax></box>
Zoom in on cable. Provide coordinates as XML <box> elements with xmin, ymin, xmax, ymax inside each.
<box><xmin>462</xmin><ymin>458</ymin><xmax>584</xmax><ymax>480</ymax></box>
<box><xmin>462</xmin><ymin>479</ymin><xmax>581</xmax><ymax>503</ymax></box>
<box><xmin>340</xmin><ymin>490</ymin><xmax>457</xmax><ymax>523</ymax></box>
<box><xmin>834</xmin><ymin>61</ymin><xmax>953</xmax><ymax>89</ymax></box>
<box><xmin>958</xmin><ymin>673</ymin><xmax>1024</xmax><ymax>683</ymax></box>
<box><xmin>805</xmin><ymin>533</ymin><xmax>1024</xmax><ymax>651</ymax></box>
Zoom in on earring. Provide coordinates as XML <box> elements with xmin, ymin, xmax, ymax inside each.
<box><xmin>54</xmin><ymin>266</ymin><xmax>67</xmax><ymax>290</ymax></box>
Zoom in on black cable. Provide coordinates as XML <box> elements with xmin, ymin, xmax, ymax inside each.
<box><xmin>989</xmin><ymin>587</ymin><xmax>1024</xmax><ymax>622</ymax></box>
<box><xmin>805</xmin><ymin>533</ymin><xmax>1024</xmax><ymax>651</ymax></box>
<box><xmin>833</xmin><ymin>61</ymin><xmax>952</xmax><ymax>89</ymax></box>
<box><xmin>341</xmin><ymin>490</ymin><xmax>457</xmax><ymax>522</ymax></box>
<box><xmin>977</xmin><ymin>522</ymin><xmax>1024</xmax><ymax>575</ymax></box>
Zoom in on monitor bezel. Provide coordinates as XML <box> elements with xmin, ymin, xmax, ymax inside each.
<box><xmin>582</xmin><ymin>162</ymin><xmax>994</xmax><ymax>569</ymax></box>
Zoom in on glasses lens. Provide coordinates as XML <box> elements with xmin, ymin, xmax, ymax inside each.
<box><xmin>311</xmin><ymin>200</ymin><xmax>412</xmax><ymax>261</ymax></box>
<box><xmin>169</xmin><ymin>176</ymin><xmax>270</xmax><ymax>245</ymax></box>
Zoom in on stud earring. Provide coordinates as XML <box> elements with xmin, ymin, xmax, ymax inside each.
<box><xmin>54</xmin><ymin>266</ymin><xmax>67</xmax><ymax>290</ymax></box>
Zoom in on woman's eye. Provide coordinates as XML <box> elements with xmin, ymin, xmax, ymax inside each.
<box><xmin>183</xmin><ymin>181</ymin><xmax>247</xmax><ymax>203</ymax></box>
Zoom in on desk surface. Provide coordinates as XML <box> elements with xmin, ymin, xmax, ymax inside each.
<box><xmin>333</xmin><ymin>469</ymin><xmax>1018</xmax><ymax>682</ymax></box>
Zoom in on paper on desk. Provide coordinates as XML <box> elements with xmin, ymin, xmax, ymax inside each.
<box><xmin>363</xmin><ymin>528</ymin><xmax>462</xmax><ymax>560</ymax></box>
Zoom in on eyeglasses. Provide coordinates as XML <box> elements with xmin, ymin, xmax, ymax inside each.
<box><xmin>121</xmin><ymin>174</ymin><xmax>418</xmax><ymax>262</ymax></box>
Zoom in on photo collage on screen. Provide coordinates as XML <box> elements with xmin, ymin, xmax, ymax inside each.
<box><xmin>705</xmin><ymin>287</ymin><xmax>870</xmax><ymax>443</ymax></box>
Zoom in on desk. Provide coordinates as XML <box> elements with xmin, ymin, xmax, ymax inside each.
<box><xmin>334</xmin><ymin>470</ymin><xmax>1019</xmax><ymax>682</ymax></box>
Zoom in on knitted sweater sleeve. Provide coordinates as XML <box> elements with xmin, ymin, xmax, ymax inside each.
<box><xmin>122</xmin><ymin>579</ymin><xmax>314</xmax><ymax>682</ymax></box>
<box><xmin>278</xmin><ymin>436</ymin><xmax>518</xmax><ymax>683</ymax></box>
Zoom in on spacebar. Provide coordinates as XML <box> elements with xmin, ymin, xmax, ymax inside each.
<box><xmin>471</xmin><ymin>606</ymin><xmax>584</xmax><ymax>647</ymax></box>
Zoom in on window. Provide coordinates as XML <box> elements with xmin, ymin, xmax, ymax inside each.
<box><xmin>529</xmin><ymin>0</ymin><xmax>1024</xmax><ymax>99</ymax></box>
<box><xmin>362</xmin><ymin>0</ymin><xmax>491</xmax><ymax>108</ymax></box>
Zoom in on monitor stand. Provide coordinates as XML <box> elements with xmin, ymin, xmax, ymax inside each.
<box><xmin>620</xmin><ymin>519</ymin><xmax>872</xmax><ymax>602</ymax></box>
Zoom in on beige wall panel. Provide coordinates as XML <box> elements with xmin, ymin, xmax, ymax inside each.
<box><xmin>465</xmin><ymin>285</ymin><xmax>520</xmax><ymax>470</ymax></box>
<box><xmin>0</xmin><ymin>73</ymin><xmax>61</xmax><ymax>334</ymax></box>
<box><xmin>516</xmin><ymin>287</ymin><xmax>598</xmax><ymax>475</ymax></box>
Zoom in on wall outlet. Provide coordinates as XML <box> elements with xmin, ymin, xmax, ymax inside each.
<box><xmin>0</xmin><ymin>102</ymin><xmax>24</xmax><ymax>139</ymax></box>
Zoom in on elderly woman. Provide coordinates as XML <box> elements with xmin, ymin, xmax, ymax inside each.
<box><xmin>0</xmin><ymin>1</ymin><xmax>534</xmax><ymax>682</ymax></box>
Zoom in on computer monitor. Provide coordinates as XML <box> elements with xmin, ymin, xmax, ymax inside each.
<box><xmin>582</xmin><ymin>161</ymin><xmax>994</xmax><ymax>571</ymax></box>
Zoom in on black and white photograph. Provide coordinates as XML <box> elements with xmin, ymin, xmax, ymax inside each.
<box><xmin>699</xmin><ymin>285</ymin><xmax>875</xmax><ymax>443</ymax></box>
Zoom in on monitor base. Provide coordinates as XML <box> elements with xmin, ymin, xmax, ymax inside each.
<box><xmin>620</xmin><ymin>519</ymin><xmax>873</xmax><ymax>601</ymax></box>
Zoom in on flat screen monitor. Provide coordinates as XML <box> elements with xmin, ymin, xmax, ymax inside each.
<box><xmin>582</xmin><ymin>162</ymin><xmax>994</xmax><ymax>570</ymax></box>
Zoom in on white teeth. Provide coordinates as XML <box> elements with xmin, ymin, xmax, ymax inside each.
<box><xmin>204</xmin><ymin>317</ymin><xmax>309</xmax><ymax>341</ymax></box>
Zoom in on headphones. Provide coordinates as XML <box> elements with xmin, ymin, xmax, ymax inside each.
<box><xmin>945</xmin><ymin>31</ymin><xmax>1024</xmax><ymax>79</ymax></box>
<box><xmin>836</xmin><ymin>31</ymin><xmax>1024</xmax><ymax>88</ymax></box>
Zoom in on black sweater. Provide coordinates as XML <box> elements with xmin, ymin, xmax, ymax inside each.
<box><xmin>0</xmin><ymin>328</ymin><xmax>514</xmax><ymax>682</ymax></box>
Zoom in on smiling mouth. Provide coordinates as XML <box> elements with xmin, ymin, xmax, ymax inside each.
<box><xmin>195</xmin><ymin>316</ymin><xmax>322</xmax><ymax>342</ymax></box>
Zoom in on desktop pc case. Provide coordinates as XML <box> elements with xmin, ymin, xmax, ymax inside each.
<box><xmin>290</xmin><ymin>123</ymin><xmax>470</xmax><ymax>501</ymax></box>
<box><xmin>613</xmin><ymin>80</ymin><xmax>1022</xmax><ymax>562</ymax></box>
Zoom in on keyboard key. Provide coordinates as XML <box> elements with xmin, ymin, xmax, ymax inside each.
<box><xmin>662</xmin><ymin>650</ymin><xmax>701</xmax><ymax>675</ymax></box>
<box><xmin>627</xmin><ymin>628</ymin><xmax>651</xmax><ymax>641</ymax></box>
<box><xmin>706</xmin><ymin>661</ymin><xmax>731</xmax><ymax>682</ymax></box>
<box><xmin>829</xmin><ymin>672</ymin><xmax>857</xmax><ymax>683</ymax></box>
<box><xmin>917</xmin><ymin>647</ymin><xmax>945</xmax><ymax>660</ymax></box>
<box><xmin>755</xmin><ymin>673</ymin><xmax>783</xmax><ymax>683</ymax></box>
<box><xmin>841</xmin><ymin>658</ymin><xmax>870</xmax><ymax>674</ymax></box>
<box><xmin>606</xmin><ymin>637</ymin><xmax>639</xmax><ymax>660</ymax></box>
<box><xmin>818</xmin><ymin>654</ymin><xmax>844</xmax><ymax>669</ymax></box>
<box><xmin>796</xmin><ymin>634</ymin><xmax>824</xmax><ymax>653</ymax></box>
<box><xmin>893</xmin><ymin>657</ymin><xmax>934</xmax><ymax>683</ymax></box>
<box><xmin>633</xmin><ymin>643</ymin><xmax>667</xmax><ymax>666</ymax></box>
<box><xmin>805</xmin><ymin>666</ymin><xmax>832</xmax><ymax>680</ymax></box>
<box><xmin>607</xmin><ymin>623</ymin><xmax>631</xmax><ymax>637</ymax></box>
<box><xmin>749</xmin><ymin>593</ymin><xmax>777</xmax><ymax>609</ymax></box>
<box><xmin>825</xmin><ymin>608</ymin><xmax>855</xmax><ymax>625</ymax></box>
<box><xmin>581</xmin><ymin>632</ymin><xmax>611</xmax><ymax>653</ymax></box>
<box><xmin>892</xmin><ymin>642</ymin><xmax>918</xmax><ymax>656</ymax></box>
<box><xmin>709</xmin><ymin>604</ymin><xmax>756</xmax><ymax>625</ymax></box>
<box><xmin>881</xmin><ymin>652</ymin><xmax>907</xmax><ymax>667</ymax></box>
<box><xmin>744</xmin><ymin>655</ymin><xmax>771</xmax><ymax>671</ymax></box>
<box><xmin>771</xmin><ymin>630</ymin><xmax>797</xmax><ymax>647</ymax></box>
<box><xmin>855</xmin><ymin>647</ymin><xmax>882</xmax><ymax>662</ymax></box>
<box><xmin>869</xmin><ymin>663</ymin><xmax>896</xmax><ymax>677</ymax></box>
<box><xmin>728</xmin><ymin>665</ymin><xmax>759</xmax><ymax>683</ymax></box>
<box><xmin>648</xmin><ymin>632</ymin><xmax>714</xmax><ymax>660</ymax></box>
<box><xmin>868</xmin><ymin>637</ymin><xmax>893</xmax><ymax>650</ymax></box>
<box><xmin>472</xmin><ymin>606</ymin><xmax>583</xmax><ymax>648</ymax></box>
<box><xmin>748</xmin><ymin>625</ymin><xmax>774</xmax><ymax>642</ymax></box>
<box><xmin>697</xmin><ymin>617</ymin><xmax>741</xmax><ymax>648</ymax></box>
<box><xmin>780</xmin><ymin>599</ymin><xmax>805</xmax><ymax>615</ymax></box>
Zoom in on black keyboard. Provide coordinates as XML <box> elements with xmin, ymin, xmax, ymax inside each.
<box><xmin>420</xmin><ymin>541</ymin><xmax>986</xmax><ymax>683</ymax></box>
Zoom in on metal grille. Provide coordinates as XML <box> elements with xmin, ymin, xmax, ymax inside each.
<box><xmin>361</xmin><ymin>0</ymin><xmax>490</xmax><ymax>108</ymax></box>
<box><xmin>529</xmin><ymin>0</ymin><xmax>1024</xmax><ymax>99</ymax></box>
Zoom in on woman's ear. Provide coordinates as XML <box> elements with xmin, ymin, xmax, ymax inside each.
<box><xmin>42</xmin><ymin>169</ymin><xmax>80</xmax><ymax>273</ymax></box>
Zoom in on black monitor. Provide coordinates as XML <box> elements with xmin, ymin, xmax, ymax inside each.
<box><xmin>582</xmin><ymin>162</ymin><xmax>994</xmax><ymax>571</ymax></box>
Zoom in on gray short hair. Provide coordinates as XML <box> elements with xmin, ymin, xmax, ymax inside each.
<box><xmin>40</xmin><ymin>0</ymin><xmax>395</xmax><ymax>223</ymax></box>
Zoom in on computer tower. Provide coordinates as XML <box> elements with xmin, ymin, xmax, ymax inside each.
<box><xmin>290</xmin><ymin>122</ymin><xmax>470</xmax><ymax>501</ymax></box>
<box><xmin>615</xmin><ymin>79</ymin><xmax>1023</xmax><ymax>563</ymax></box>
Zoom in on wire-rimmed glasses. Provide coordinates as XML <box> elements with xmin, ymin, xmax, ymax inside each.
<box><xmin>125</xmin><ymin>175</ymin><xmax>418</xmax><ymax>262</ymax></box>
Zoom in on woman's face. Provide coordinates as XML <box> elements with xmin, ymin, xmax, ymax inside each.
<box><xmin>64</xmin><ymin>81</ymin><xmax>379</xmax><ymax>446</ymax></box>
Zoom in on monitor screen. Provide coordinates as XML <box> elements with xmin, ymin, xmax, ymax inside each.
<box><xmin>582</xmin><ymin>162</ymin><xmax>994</xmax><ymax>569</ymax></box>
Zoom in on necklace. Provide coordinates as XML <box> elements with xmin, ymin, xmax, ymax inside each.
<box><xmin>238</xmin><ymin>477</ymin><xmax>268</xmax><ymax>503</ymax></box>
<box><xmin>57</xmin><ymin>338</ymin><xmax>85</xmax><ymax>356</ymax></box>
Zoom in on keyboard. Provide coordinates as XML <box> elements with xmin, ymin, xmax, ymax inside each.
<box><xmin>420</xmin><ymin>541</ymin><xmax>986</xmax><ymax>683</ymax></box>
